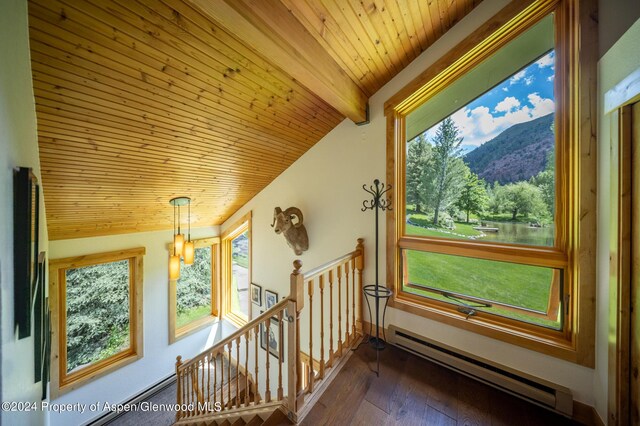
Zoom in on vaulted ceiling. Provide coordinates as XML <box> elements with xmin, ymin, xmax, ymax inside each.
<box><xmin>28</xmin><ymin>0</ymin><xmax>482</xmax><ymax>240</ymax></box>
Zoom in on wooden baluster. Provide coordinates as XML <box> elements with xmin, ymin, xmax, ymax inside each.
<box><xmin>290</xmin><ymin>260</ymin><xmax>305</xmax><ymax>410</ymax></box>
<box><xmin>186</xmin><ymin>365</ymin><xmax>191</xmax><ymax>416</ymax></box>
<box><xmin>207</xmin><ymin>353</ymin><xmax>211</xmax><ymax>406</ymax></box>
<box><xmin>220</xmin><ymin>352</ymin><xmax>224</xmax><ymax>410</ymax></box>
<box><xmin>319</xmin><ymin>275</ymin><xmax>326</xmax><ymax>379</ymax></box>
<box><xmin>351</xmin><ymin>257</ymin><xmax>356</xmax><ymax>338</ymax></box>
<box><xmin>356</xmin><ymin>238</ymin><xmax>365</xmax><ymax>335</ymax></box>
<box><xmin>277</xmin><ymin>309</ymin><xmax>284</xmax><ymax>401</ymax></box>
<box><xmin>345</xmin><ymin>259</ymin><xmax>350</xmax><ymax>346</ymax></box>
<box><xmin>185</xmin><ymin>366</ymin><xmax>189</xmax><ymax>417</ymax></box>
<box><xmin>227</xmin><ymin>342</ymin><xmax>232</xmax><ymax>408</ymax></box>
<box><xmin>213</xmin><ymin>352</ymin><xmax>217</xmax><ymax>409</ymax></box>
<box><xmin>201</xmin><ymin>358</ymin><xmax>205</xmax><ymax>408</ymax></box>
<box><xmin>308</xmin><ymin>278</ymin><xmax>315</xmax><ymax>393</ymax></box>
<box><xmin>244</xmin><ymin>335</ymin><xmax>249</xmax><ymax>407</ymax></box>
<box><xmin>235</xmin><ymin>337</ymin><xmax>241</xmax><ymax>409</ymax></box>
<box><xmin>254</xmin><ymin>325</ymin><xmax>260</xmax><ymax>404</ymax></box>
<box><xmin>337</xmin><ymin>264</ymin><xmax>343</xmax><ymax>357</ymax></box>
<box><xmin>328</xmin><ymin>269</ymin><xmax>334</xmax><ymax>367</ymax></box>
<box><xmin>175</xmin><ymin>356</ymin><xmax>183</xmax><ymax>420</ymax></box>
<box><xmin>264</xmin><ymin>318</ymin><xmax>271</xmax><ymax>402</ymax></box>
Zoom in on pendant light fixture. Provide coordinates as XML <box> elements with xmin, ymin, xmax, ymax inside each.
<box><xmin>169</xmin><ymin>196</ymin><xmax>192</xmax><ymax>280</ymax></box>
<box><xmin>183</xmin><ymin>200</ymin><xmax>195</xmax><ymax>265</ymax></box>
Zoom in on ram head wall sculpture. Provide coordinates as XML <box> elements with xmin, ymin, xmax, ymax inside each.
<box><xmin>271</xmin><ymin>207</ymin><xmax>309</xmax><ymax>255</ymax></box>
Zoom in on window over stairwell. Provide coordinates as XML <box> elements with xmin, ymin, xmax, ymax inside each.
<box><xmin>169</xmin><ymin>237</ymin><xmax>220</xmax><ymax>343</ymax></box>
<box><xmin>384</xmin><ymin>0</ymin><xmax>596</xmax><ymax>365</ymax></box>
<box><xmin>49</xmin><ymin>248</ymin><xmax>144</xmax><ymax>396</ymax></box>
<box><xmin>222</xmin><ymin>211</ymin><xmax>252</xmax><ymax>326</ymax></box>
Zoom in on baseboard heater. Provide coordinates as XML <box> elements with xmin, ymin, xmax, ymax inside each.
<box><xmin>387</xmin><ymin>325</ymin><xmax>573</xmax><ymax>417</ymax></box>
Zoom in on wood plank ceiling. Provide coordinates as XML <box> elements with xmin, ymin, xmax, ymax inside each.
<box><xmin>28</xmin><ymin>0</ymin><xmax>482</xmax><ymax>240</ymax></box>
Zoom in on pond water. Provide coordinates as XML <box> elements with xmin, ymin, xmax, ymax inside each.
<box><xmin>476</xmin><ymin>221</ymin><xmax>554</xmax><ymax>247</ymax></box>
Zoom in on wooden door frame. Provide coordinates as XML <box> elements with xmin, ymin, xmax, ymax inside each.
<box><xmin>608</xmin><ymin>104</ymin><xmax>632</xmax><ymax>426</ymax></box>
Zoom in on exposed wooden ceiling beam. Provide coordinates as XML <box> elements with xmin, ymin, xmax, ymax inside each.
<box><xmin>187</xmin><ymin>0</ymin><xmax>369</xmax><ymax>123</ymax></box>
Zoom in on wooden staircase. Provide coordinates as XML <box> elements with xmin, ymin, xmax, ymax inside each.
<box><xmin>174</xmin><ymin>239</ymin><xmax>365</xmax><ymax>425</ymax></box>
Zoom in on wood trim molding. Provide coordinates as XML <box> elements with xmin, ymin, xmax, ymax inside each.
<box><xmin>221</xmin><ymin>211</ymin><xmax>252</xmax><ymax>325</ymax></box>
<box><xmin>385</xmin><ymin>0</ymin><xmax>597</xmax><ymax>366</ymax></box>
<box><xmin>49</xmin><ymin>247</ymin><xmax>145</xmax><ymax>398</ymax></box>
<box><xmin>384</xmin><ymin>0</ymin><xmax>540</xmax><ymax>115</ymax></box>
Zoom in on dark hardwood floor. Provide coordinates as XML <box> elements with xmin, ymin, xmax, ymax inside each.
<box><xmin>302</xmin><ymin>342</ymin><xmax>581</xmax><ymax>426</ymax></box>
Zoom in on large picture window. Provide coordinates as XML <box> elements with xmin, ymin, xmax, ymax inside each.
<box><xmin>168</xmin><ymin>237</ymin><xmax>220</xmax><ymax>343</ymax></box>
<box><xmin>222</xmin><ymin>212</ymin><xmax>251</xmax><ymax>326</ymax></box>
<box><xmin>385</xmin><ymin>0</ymin><xmax>596</xmax><ymax>365</ymax></box>
<box><xmin>49</xmin><ymin>248</ymin><xmax>144</xmax><ymax>395</ymax></box>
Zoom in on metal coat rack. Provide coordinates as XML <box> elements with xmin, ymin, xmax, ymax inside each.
<box><xmin>361</xmin><ymin>179</ymin><xmax>393</xmax><ymax>376</ymax></box>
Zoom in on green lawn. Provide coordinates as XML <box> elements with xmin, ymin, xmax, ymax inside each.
<box><xmin>404</xmin><ymin>249</ymin><xmax>560</xmax><ymax>329</ymax></box>
<box><xmin>176</xmin><ymin>305</ymin><xmax>211</xmax><ymax>329</ymax></box>
<box><xmin>233</xmin><ymin>254</ymin><xmax>249</xmax><ymax>268</ymax></box>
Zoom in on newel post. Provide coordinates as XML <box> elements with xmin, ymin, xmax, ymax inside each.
<box><xmin>355</xmin><ymin>238</ymin><xmax>365</xmax><ymax>334</ymax></box>
<box><xmin>175</xmin><ymin>356</ymin><xmax>183</xmax><ymax>420</ymax></box>
<box><xmin>290</xmin><ymin>260</ymin><xmax>305</xmax><ymax>410</ymax></box>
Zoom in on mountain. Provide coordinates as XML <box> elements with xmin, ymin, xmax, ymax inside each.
<box><xmin>463</xmin><ymin>113</ymin><xmax>554</xmax><ymax>185</ymax></box>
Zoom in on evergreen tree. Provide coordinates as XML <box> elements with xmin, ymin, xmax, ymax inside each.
<box><xmin>405</xmin><ymin>134</ymin><xmax>430</xmax><ymax>213</ymax></box>
<box><xmin>430</xmin><ymin>117</ymin><xmax>464</xmax><ymax>225</ymax></box>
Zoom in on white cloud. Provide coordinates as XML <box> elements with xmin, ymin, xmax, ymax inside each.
<box><xmin>524</xmin><ymin>76</ymin><xmax>535</xmax><ymax>86</ymax></box>
<box><xmin>502</xmin><ymin>87</ymin><xmax>509</xmax><ymax>92</ymax></box>
<box><xmin>439</xmin><ymin>93</ymin><xmax>555</xmax><ymax>147</ymax></box>
<box><xmin>547</xmin><ymin>75</ymin><xmax>555</xmax><ymax>82</ymax></box>
<box><xmin>494</xmin><ymin>97</ymin><xmax>520</xmax><ymax>113</ymax></box>
<box><xmin>535</xmin><ymin>51</ymin><xmax>555</xmax><ymax>68</ymax></box>
<box><xmin>509</xmin><ymin>69</ymin><xmax>527</xmax><ymax>85</ymax></box>
<box><xmin>527</xmin><ymin>93</ymin><xmax>555</xmax><ymax>117</ymax></box>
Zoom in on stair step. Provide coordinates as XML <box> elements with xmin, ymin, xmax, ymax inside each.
<box><xmin>244</xmin><ymin>415</ymin><xmax>263</xmax><ymax>426</ymax></box>
<box><xmin>230</xmin><ymin>418</ymin><xmax>246</xmax><ymax>426</ymax></box>
<box><xmin>262</xmin><ymin>408</ymin><xmax>292</xmax><ymax>426</ymax></box>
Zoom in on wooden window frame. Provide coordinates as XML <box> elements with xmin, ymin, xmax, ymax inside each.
<box><xmin>168</xmin><ymin>237</ymin><xmax>220</xmax><ymax>344</ymax></box>
<box><xmin>384</xmin><ymin>0</ymin><xmax>597</xmax><ymax>366</ymax></box>
<box><xmin>49</xmin><ymin>247</ymin><xmax>145</xmax><ymax>397</ymax></box>
<box><xmin>221</xmin><ymin>211</ymin><xmax>252</xmax><ymax>327</ymax></box>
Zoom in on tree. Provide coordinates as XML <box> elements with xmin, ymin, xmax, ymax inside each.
<box><xmin>430</xmin><ymin>117</ymin><xmax>464</xmax><ymax>225</ymax></box>
<box><xmin>455</xmin><ymin>169</ymin><xmax>489</xmax><ymax>222</ymax></box>
<box><xmin>405</xmin><ymin>134</ymin><xmax>431</xmax><ymax>213</ymax></box>
<box><xmin>498</xmin><ymin>181</ymin><xmax>548</xmax><ymax>220</ymax></box>
<box><xmin>530</xmin><ymin>150</ymin><xmax>555</xmax><ymax>216</ymax></box>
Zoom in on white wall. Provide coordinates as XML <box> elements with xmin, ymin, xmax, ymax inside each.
<box><xmin>594</xmin><ymin>16</ymin><xmax>640</xmax><ymax>422</ymax></box>
<box><xmin>0</xmin><ymin>0</ymin><xmax>49</xmax><ymax>424</ymax></box>
<box><xmin>222</xmin><ymin>0</ymin><xmax>598</xmax><ymax>408</ymax></box>
<box><xmin>47</xmin><ymin>226</ymin><xmax>238</xmax><ymax>426</ymax></box>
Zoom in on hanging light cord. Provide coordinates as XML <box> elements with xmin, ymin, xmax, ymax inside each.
<box><xmin>188</xmin><ymin>200</ymin><xmax>191</xmax><ymax>242</ymax></box>
<box><xmin>172</xmin><ymin>203</ymin><xmax>177</xmax><ymax>256</ymax></box>
<box><xmin>177</xmin><ymin>204</ymin><xmax>181</xmax><ymax>235</ymax></box>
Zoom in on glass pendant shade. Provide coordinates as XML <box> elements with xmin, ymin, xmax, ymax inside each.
<box><xmin>183</xmin><ymin>241</ymin><xmax>195</xmax><ymax>265</ymax></box>
<box><xmin>169</xmin><ymin>254</ymin><xmax>181</xmax><ymax>280</ymax></box>
<box><xmin>173</xmin><ymin>233</ymin><xmax>185</xmax><ymax>256</ymax></box>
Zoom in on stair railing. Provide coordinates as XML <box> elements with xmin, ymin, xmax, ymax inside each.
<box><xmin>175</xmin><ymin>238</ymin><xmax>365</xmax><ymax>423</ymax></box>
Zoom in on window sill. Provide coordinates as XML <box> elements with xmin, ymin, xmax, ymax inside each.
<box><xmin>390</xmin><ymin>291</ymin><xmax>581</xmax><ymax>364</ymax></box>
<box><xmin>53</xmin><ymin>350</ymin><xmax>142</xmax><ymax>399</ymax></box>
<box><xmin>224</xmin><ymin>311</ymin><xmax>248</xmax><ymax>329</ymax></box>
<box><xmin>171</xmin><ymin>315</ymin><xmax>218</xmax><ymax>344</ymax></box>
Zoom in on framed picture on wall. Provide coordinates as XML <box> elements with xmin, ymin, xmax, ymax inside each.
<box><xmin>13</xmin><ymin>167</ymin><xmax>39</xmax><ymax>339</ymax></box>
<box><xmin>260</xmin><ymin>316</ymin><xmax>282</xmax><ymax>360</ymax></box>
<box><xmin>34</xmin><ymin>252</ymin><xmax>46</xmax><ymax>383</ymax></box>
<box><xmin>250</xmin><ymin>283</ymin><xmax>262</xmax><ymax>306</ymax></box>
<box><xmin>265</xmin><ymin>290</ymin><xmax>278</xmax><ymax>310</ymax></box>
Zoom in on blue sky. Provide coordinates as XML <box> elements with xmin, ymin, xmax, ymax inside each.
<box><xmin>423</xmin><ymin>50</ymin><xmax>556</xmax><ymax>148</ymax></box>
